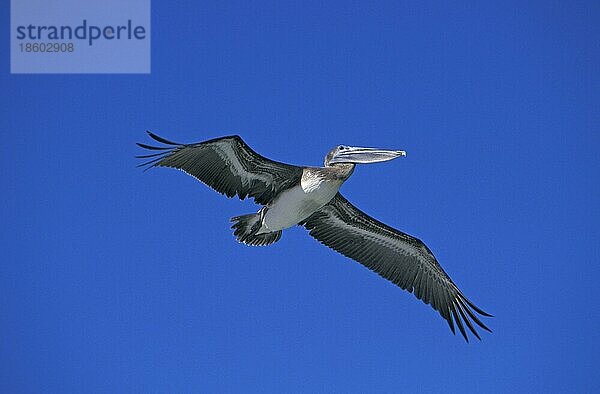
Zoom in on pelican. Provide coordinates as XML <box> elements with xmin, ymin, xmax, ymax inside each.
<box><xmin>137</xmin><ymin>132</ymin><xmax>492</xmax><ymax>341</ymax></box>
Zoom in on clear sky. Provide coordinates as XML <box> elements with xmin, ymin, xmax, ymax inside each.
<box><xmin>2</xmin><ymin>1</ymin><xmax>599</xmax><ymax>393</ymax></box>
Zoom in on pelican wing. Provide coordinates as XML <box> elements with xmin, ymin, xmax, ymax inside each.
<box><xmin>137</xmin><ymin>132</ymin><xmax>303</xmax><ymax>205</ymax></box>
<box><xmin>302</xmin><ymin>193</ymin><xmax>492</xmax><ymax>341</ymax></box>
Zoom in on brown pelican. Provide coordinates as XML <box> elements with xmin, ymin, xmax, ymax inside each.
<box><xmin>137</xmin><ymin>132</ymin><xmax>492</xmax><ymax>341</ymax></box>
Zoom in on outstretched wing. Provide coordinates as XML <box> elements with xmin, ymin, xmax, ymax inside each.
<box><xmin>137</xmin><ymin>132</ymin><xmax>303</xmax><ymax>205</ymax></box>
<box><xmin>302</xmin><ymin>193</ymin><xmax>492</xmax><ymax>341</ymax></box>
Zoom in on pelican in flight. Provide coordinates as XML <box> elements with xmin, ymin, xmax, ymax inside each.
<box><xmin>137</xmin><ymin>132</ymin><xmax>492</xmax><ymax>341</ymax></box>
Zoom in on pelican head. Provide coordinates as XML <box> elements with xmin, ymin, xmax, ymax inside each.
<box><xmin>324</xmin><ymin>145</ymin><xmax>406</xmax><ymax>167</ymax></box>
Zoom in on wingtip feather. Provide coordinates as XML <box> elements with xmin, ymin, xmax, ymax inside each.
<box><xmin>146</xmin><ymin>131</ymin><xmax>182</xmax><ymax>146</ymax></box>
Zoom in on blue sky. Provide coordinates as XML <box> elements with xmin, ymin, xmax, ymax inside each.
<box><xmin>2</xmin><ymin>1</ymin><xmax>599</xmax><ymax>392</ymax></box>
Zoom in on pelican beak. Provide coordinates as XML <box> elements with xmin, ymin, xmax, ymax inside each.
<box><xmin>329</xmin><ymin>146</ymin><xmax>407</xmax><ymax>165</ymax></box>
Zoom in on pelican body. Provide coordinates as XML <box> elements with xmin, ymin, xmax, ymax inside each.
<box><xmin>138</xmin><ymin>132</ymin><xmax>492</xmax><ymax>341</ymax></box>
<box><xmin>257</xmin><ymin>168</ymin><xmax>344</xmax><ymax>234</ymax></box>
<box><xmin>244</xmin><ymin>155</ymin><xmax>399</xmax><ymax>243</ymax></box>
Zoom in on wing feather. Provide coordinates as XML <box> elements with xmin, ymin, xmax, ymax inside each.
<box><xmin>137</xmin><ymin>131</ymin><xmax>303</xmax><ymax>205</ymax></box>
<box><xmin>302</xmin><ymin>193</ymin><xmax>492</xmax><ymax>341</ymax></box>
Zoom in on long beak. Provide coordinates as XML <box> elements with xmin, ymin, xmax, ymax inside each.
<box><xmin>329</xmin><ymin>146</ymin><xmax>406</xmax><ymax>164</ymax></box>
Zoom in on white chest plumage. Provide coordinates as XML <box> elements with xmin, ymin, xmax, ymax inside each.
<box><xmin>259</xmin><ymin>170</ymin><xmax>342</xmax><ymax>233</ymax></box>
